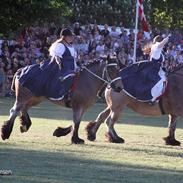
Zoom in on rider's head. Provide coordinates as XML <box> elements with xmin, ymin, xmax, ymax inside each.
<box><xmin>153</xmin><ymin>35</ymin><xmax>162</xmax><ymax>43</ymax></box>
<box><xmin>60</xmin><ymin>28</ymin><xmax>75</xmax><ymax>43</ymax></box>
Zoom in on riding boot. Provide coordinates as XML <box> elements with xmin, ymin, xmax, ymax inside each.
<box><xmin>148</xmin><ymin>101</ymin><xmax>156</xmax><ymax>106</ymax></box>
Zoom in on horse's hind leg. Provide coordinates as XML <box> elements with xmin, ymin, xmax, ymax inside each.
<box><xmin>163</xmin><ymin>114</ymin><xmax>181</xmax><ymax>146</ymax></box>
<box><xmin>20</xmin><ymin>109</ymin><xmax>32</xmax><ymax>133</ymax></box>
<box><xmin>105</xmin><ymin>109</ymin><xmax>124</xmax><ymax>143</ymax></box>
<box><xmin>1</xmin><ymin>101</ymin><xmax>22</xmax><ymax>140</ymax></box>
<box><xmin>86</xmin><ymin>107</ymin><xmax>110</xmax><ymax>141</ymax></box>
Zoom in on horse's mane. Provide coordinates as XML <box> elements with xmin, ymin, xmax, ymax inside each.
<box><xmin>80</xmin><ymin>58</ymin><xmax>104</xmax><ymax>68</ymax></box>
<box><xmin>168</xmin><ymin>63</ymin><xmax>183</xmax><ymax>74</ymax></box>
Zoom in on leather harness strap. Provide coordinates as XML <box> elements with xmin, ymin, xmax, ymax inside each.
<box><xmin>159</xmin><ymin>98</ymin><xmax>166</xmax><ymax>115</ymax></box>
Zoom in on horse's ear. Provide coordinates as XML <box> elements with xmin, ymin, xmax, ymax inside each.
<box><xmin>107</xmin><ymin>54</ymin><xmax>110</xmax><ymax>60</ymax></box>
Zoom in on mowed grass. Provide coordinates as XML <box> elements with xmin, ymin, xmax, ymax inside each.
<box><xmin>0</xmin><ymin>98</ymin><xmax>183</xmax><ymax>183</ymax></box>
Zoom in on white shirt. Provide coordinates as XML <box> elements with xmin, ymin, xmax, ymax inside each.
<box><xmin>96</xmin><ymin>44</ymin><xmax>105</xmax><ymax>53</ymax></box>
<box><xmin>150</xmin><ymin>37</ymin><xmax>169</xmax><ymax>61</ymax></box>
<box><xmin>110</xmin><ymin>31</ymin><xmax>119</xmax><ymax>38</ymax></box>
<box><xmin>49</xmin><ymin>42</ymin><xmax>78</xmax><ymax>69</ymax></box>
<box><xmin>49</xmin><ymin>42</ymin><xmax>77</xmax><ymax>58</ymax></box>
<box><xmin>150</xmin><ymin>42</ymin><xmax>163</xmax><ymax>60</ymax></box>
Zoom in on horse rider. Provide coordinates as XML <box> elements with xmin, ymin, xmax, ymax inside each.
<box><xmin>150</xmin><ymin>35</ymin><xmax>170</xmax><ymax>63</ymax></box>
<box><xmin>149</xmin><ymin>34</ymin><xmax>170</xmax><ymax>103</ymax></box>
<box><xmin>49</xmin><ymin>28</ymin><xmax>78</xmax><ymax>81</ymax></box>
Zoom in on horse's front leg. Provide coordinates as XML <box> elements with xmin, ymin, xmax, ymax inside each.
<box><xmin>163</xmin><ymin>114</ymin><xmax>181</xmax><ymax>146</ymax></box>
<box><xmin>86</xmin><ymin>107</ymin><xmax>110</xmax><ymax>141</ymax></box>
<box><xmin>105</xmin><ymin>109</ymin><xmax>125</xmax><ymax>143</ymax></box>
<box><xmin>71</xmin><ymin>107</ymin><xmax>85</xmax><ymax>144</ymax></box>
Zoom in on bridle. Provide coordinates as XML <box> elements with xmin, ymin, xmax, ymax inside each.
<box><xmin>82</xmin><ymin>59</ymin><xmax>118</xmax><ymax>85</ymax></box>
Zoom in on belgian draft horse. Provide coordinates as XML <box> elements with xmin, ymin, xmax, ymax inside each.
<box><xmin>86</xmin><ymin>64</ymin><xmax>183</xmax><ymax>146</ymax></box>
<box><xmin>1</xmin><ymin>58</ymin><xmax>119</xmax><ymax>144</ymax></box>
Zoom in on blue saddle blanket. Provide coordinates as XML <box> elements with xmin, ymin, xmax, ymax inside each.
<box><xmin>17</xmin><ymin>60</ymin><xmax>75</xmax><ymax>100</ymax></box>
<box><xmin>119</xmin><ymin>61</ymin><xmax>166</xmax><ymax>102</ymax></box>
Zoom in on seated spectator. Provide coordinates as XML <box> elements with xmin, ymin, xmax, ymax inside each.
<box><xmin>100</xmin><ymin>24</ymin><xmax>110</xmax><ymax>37</ymax></box>
<box><xmin>74</xmin><ymin>22</ymin><xmax>83</xmax><ymax>36</ymax></box>
<box><xmin>127</xmin><ymin>49</ymin><xmax>134</xmax><ymax>65</ymax></box>
<box><xmin>96</xmin><ymin>40</ymin><xmax>105</xmax><ymax>54</ymax></box>
<box><xmin>91</xmin><ymin>24</ymin><xmax>100</xmax><ymax>36</ymax></box>
<box><xmin>0</xmin><ymin>60</ymin><xmax>5</xmax><ymax>96</ymax></box>
<box><xmin>171</xmin><ymin>29</ymin><xmax>182</xmax><ymax>45</ymax></box>
<box><xmin>109</xmin><ymin>26</ymin><xmax>119</xmax><ymax>38</ymax></box>
<box><xmin>104</xmin><ymin>35</ymin><xmax>112</xmax><ymax>49</ymax></box>
<box><xmin>176</xmin><ymin>50</ymin><xmax>183</xmax><ymax>64</ymax></box>
<box><xmin>128</xmin><ymin>29</ymin><xmax>135</xmax><ymax>43</ymax></box>
<box><xmin>88</xmin><ymin>40</ymin><xmax>97</xmax><ymax>54</ymax></box>
<box><xmin>120</xmin><ymin>30</ymin><xmax>129</xmax><ymax>47</ymax></box>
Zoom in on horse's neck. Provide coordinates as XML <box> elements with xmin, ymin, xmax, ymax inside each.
<box><xmin>79</xmin><ymin>64</ymin><xmax>105</xmax><ymax>91</ymax></box>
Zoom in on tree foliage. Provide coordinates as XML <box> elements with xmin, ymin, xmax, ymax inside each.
<box><xmin>0</xmin><ymin>0</ymin><xmax>182</xmax><ymax>36</ymax></box>
<box><xmin>149</xmin><ymin>0</ymin><xmax>183</xmax><ymax>29</ymax></box>
<box><xmin>68</xmin><ymin>0</ymin><xmax>183</xmax><ymax>30</ymax></box>
<box><xmin>0</xmin><ymin>0</ymin><xmax>72</xmax><ymax>36</ymax></box>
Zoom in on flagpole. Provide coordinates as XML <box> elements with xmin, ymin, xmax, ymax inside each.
<box><xmin>133</xmin><ymin>0</ymin><xmax>139</xmax><ymax>63</ymax></box>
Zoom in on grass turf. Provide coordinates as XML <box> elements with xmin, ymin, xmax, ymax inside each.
<box><xmin>0</xmin><ymin>98</ymin><xmax>183</xmax><ymax>183</ymax></box>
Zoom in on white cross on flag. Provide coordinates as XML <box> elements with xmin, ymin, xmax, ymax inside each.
<box><xmin>138</xmin><ymin>0</ymin><xmax>149</xmax><ymax>32</ymax></box>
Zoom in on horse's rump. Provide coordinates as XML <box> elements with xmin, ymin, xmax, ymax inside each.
<box><xmin>11</xmin><ymin>68</ymin><xmax>23</xmax><ymax>92</ymax></box>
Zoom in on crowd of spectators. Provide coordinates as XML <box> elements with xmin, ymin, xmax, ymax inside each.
<box><xmin>0</xmin><ymin>22</ymin><xmax>182</xmax><ymax>97</ymax></box>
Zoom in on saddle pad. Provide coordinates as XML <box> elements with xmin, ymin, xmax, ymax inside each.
<box><xmin>119</xmin><ymin>61</ymin><xmax>167</xmax><ymax>102</ymax></box>
<box><xmin>17</xmin><ymin>60</ymin><xmax>75</xmax><ymax>100</ymax></box>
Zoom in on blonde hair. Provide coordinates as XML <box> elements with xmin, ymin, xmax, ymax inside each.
<box><xmin>142</xmin><ymin>42</ymin><xmax>153</xmax><ymax>55</ymax></box>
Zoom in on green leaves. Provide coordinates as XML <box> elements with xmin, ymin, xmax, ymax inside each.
<box><xmin>0</xmin><ymin>0</ymin><xmax>182</xmax><ymax>36</ymax></box>
<box><xmin>0</xmin><ymin>0</ymin><xmax>72</xmax><ymax>36</ymax></box>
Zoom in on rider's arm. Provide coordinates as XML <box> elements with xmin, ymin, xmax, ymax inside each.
<box><xmin>157</xmin><ymin>36</ymin><xmax>169</xmax><ymax>48</ymax></box>
<box><xmin>49</xmin><ymin>43</ymin><xmax>65</xmax><ymax>67</ymax></box>
<box><xmin>74</xmin><ymin>50</ymin><xmax>79</xmax><ymax>71</ymax></box>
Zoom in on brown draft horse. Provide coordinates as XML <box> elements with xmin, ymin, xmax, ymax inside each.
<box><xmin>1</xmin><ymin>58</ymin><xmax>119</xmax><ymax>144</ymax></box>
<box><xmin>86</xmin><ymin>64</ymin><xmax>183</xmax><ymax>146</ymax></box>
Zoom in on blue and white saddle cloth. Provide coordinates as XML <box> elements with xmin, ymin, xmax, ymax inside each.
<box><xmin>119</xmin><ymin>61</ymin><xmax>167</xmax><ymax>102</ymax></box>
<box><xmin>17</xmin><ymin>60</ymin><xmax>75</xmax><ymax>100</ymax></box>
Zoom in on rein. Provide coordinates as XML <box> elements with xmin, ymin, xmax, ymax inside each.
<box><xmin>82</xmin><ymin>62</ymin><xmax>118</xmax><ymax>84</ymax></box>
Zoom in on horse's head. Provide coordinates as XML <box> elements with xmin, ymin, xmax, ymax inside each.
<box><xmin>81</xmin><ymin>54</ymin><xmax>120</xmax><ymax>84</ymax></box>
<box><xmin>102</xmin><ymin>53</ymin><xmax>122</xmax><ymax>81</ymax></box>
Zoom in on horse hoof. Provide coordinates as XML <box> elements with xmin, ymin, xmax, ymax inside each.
<box><xmin>105</xmin><ymin>132</ymin><xmax>125</xmax><ymax>143</ymax></box>
<box><xmin>19</xmin><ymin>116</ymin><xmax>32</xmax><ymax>133</ymax></box>
<box><xmin>71</xmin><ymin>137</ymin><xmax>85</xmax><ymax>144</ymax></box>
<box><xmin>53</xmin><ymin>126</ymin><xmax>72</xmax><ymax>137</ymax></box>
<box><xmin>1</xmin><ymin>121</ymin><xmax>13</xmax><ymax>140</ymax></box>
<box><xmin>85</xmin><ymin>122</ymin><xmax>96</xmax><ymax>141</ymax></box>
<box><xmin>87</xmin><ymin>133</ymin><xmax>96</xmax><ymax>141</ymax></box>
<box><xmin>20</xmin><ymin>125</ymin><xmax>28</xmax><ymax>133</ymax></box>
<box><xmin>163</xmin><ymin>136</ymin><xmax>181</xmax><ymax>146</ymax></box>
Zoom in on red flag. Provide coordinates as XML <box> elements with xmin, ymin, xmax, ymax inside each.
<box><xmin>138</xmin><ymin>0</ymin><xmax>149</xmax><ymax>32</ymax></box>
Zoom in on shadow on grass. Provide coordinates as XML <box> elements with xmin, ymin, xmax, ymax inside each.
<box><xmin>0</xmin><ymin>146</ymin><xmax>183</xmax><ymax>183</ymax></box>
<box><xmin>1</xmin><ymin>98</ymin><xmax>183</xmax><ymax>129</ymax></box>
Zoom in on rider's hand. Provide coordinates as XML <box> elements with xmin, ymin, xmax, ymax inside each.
<box><xmin>58</xmin><ymin>62</ymin><xmax>62</xmax><ymax>70</ymax></box>
<box><xmin>74</xmin><ymin>66</ymin><xmax>80</xmax><ymax>73</ymax></box>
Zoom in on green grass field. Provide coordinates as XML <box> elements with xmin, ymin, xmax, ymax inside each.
<box><xmin>0</xmin><ymin>98</ymin><xmax>183</xmax><ymax>183</ymax></box>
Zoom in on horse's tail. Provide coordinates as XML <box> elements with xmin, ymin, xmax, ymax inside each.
<box><xmin>53</xmin><ymin>125</ymin><xmax>72</xmax><ymax>137</ymax></box>
<box><xmin>11</xmin><ymin>68</ymin><xmax>22</xmax><ymax>92</ymax></box>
